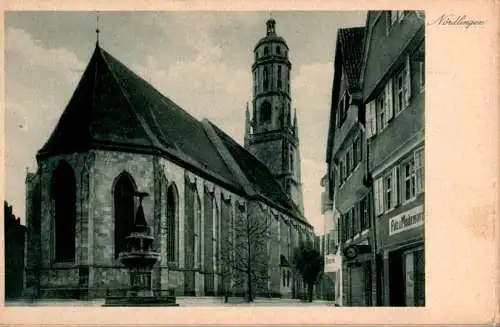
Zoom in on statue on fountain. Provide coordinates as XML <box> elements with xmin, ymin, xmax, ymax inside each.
<box><xmin>103</xmin><ymin>191</ymin><xmax>178</xmax><ymax>306</ymax></box>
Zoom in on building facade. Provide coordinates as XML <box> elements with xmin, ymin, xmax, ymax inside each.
<box><xmin>4</xmin><ymin>201</ymin><xmax>27</xmax><ymax>299</ymax></box>
<box><xmin>322</xmin><ymin>10</ymin><xmax>425</xmax><ymax>307</ymax></box>
<box><xmin>362</xmin><ymin>10</ymin><xmax>425</xmax><ymax>306</ymax></box>
<box><xmin>320</xmin><ymin>176</ymin><xmax>342</xmax><ymax>304</ymax></box>
<box><xmin>24</xmin><ymin>18</ymin><xmax>313</xmax><ymax>300</ymax></box>
<box><xmin>324</xmin><ymin>26</ymin><xmax>375</xmax><ymax>307</ymax></box>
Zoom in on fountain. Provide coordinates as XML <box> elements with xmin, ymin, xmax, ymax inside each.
<box><xmin>103</xmin><ymin>191</ymin><xmax>178</xmax><ymax>306</ymax></box>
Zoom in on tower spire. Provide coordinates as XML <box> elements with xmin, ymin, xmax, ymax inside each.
<box><xmin>244</xmin><ymin>102</ymin><xmax>251</xmax><ymax>147</ymax></box>
<box><xmin>95</xmin><ymin>12</ymin><xmax>101</xmax><ymax>46</ymax></box>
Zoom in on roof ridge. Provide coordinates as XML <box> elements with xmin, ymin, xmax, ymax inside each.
<box><xmin>201</xmin><ymin>119</ymin><xmax>256</xmax><ymax>196</ymax></box>
<box><xmin>97</xmin><ymin>47</ymin><xmax>166</xmax><ymax>151</ymax></box>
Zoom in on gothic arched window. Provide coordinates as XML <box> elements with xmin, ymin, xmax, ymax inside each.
<box><xmin>263</xmin><ymin>67</ymin><xmax>269</xmax><ymax>91</ymax></box>
<box><xmin>51</xmin><ymin>160</ymin><xmax>76</xmax><ymax>263</ymax></box>
<box><xmin>260</xmin><ymin>101</ymin><xmax>272</xmax><ymax>123</ymax></box>
<box><xmin>194</xmin><ymin>191</ymin><xmax>201</xmax><ymax>268</ymax></box>
<box><xmin>166</xmin><ymin>183</ymin><xmax>178</xmax><ymax>262</ymax></box>
<box><xmin>213</xmin><ymin>200</ymin><xmax>220</xmax><ymax>273</ymax></box>
<box><xmin>114</xmin><ymin>172</ymin><xmax>136</xmax><ymax>259</ymax></box>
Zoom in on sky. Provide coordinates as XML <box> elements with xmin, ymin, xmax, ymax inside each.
<box><xmin>4</xmin><ymin>11</ymin><xmax>366</xmax><ymax>234</ymax></box>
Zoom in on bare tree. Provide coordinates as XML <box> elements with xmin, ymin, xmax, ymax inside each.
<box><xmin>218</xmin><ymin>201</ymin><xmax>270</xmax><ymax>302</ymax></box>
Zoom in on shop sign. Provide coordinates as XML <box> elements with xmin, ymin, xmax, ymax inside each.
<box><xmin>325</xmin><ymin>255</ymin><xmax>336</xmax><ymax>265</ymax></box>
<box><xmin>389</xmin><ymin>205</ymin><xmax>424</xmax><ymax>236</ymax></box>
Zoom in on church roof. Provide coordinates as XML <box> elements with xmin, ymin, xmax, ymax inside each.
<box><xmin>38</xmin><ymin>44</ymin><xmax>309</xmax><ymax>226</ymax></box>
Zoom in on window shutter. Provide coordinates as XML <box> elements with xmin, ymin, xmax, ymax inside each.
<box><xmin>378</xmin><ymin>177</ymin><xmax>385</xmax><ymax>215</ymax></box>
<box><xmin>366</xmin><ymin>101</ymin><xmax>376</xmax><ymax>138</ymax></box>
<box><xmin>385</xmin><ymin>79</ymin><xmax>394</xmax><ymax>122</ymax></box>
<box><xmin>404</xmin><ymin>56</ymin><xmax>411</xmax><ymax>109</ymax></box>
<box><xmin>374</xmin><ymin>177</ymin><xmax>382</xmax><ymax>215</ymax></box>
<box><xmin>392</xmin><ymin>166</ymin><xmax>399</xmax><ymax>208</ymax></box>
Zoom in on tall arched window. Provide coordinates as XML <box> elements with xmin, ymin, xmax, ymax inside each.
<box><xmin>194</xmin><ymin>192</ymin><xmax>201</xmax><ymax>268</ymax></box>
<box><xmin>276</xmin><ymin>46</ymin><xmax>281</xmax><ymax>55</ymax></box>
<box><xmin>260</xmin><ymin>101</ymin><xmax>272</xmax><ymax>123</ymax></box>
<box><xmin>264</xmin><ymin>46</ymin><xmax>269</xmax><ymax>56</ymax></box>
<box><xmin>278</xmin><ymin>65</ymin><xmax>282</xmax><ymax>89</ymax></box>
<box><xmin>51</xmin><ymin>161</ymin><xmax>76</xmax><ymax>263</ymax></box>
<box><xmin>213</xmin><ymin>200</ymin><xmax>220</xmax><ymax>272</ymax></box>
<box><xmin>114</xmin><ymin>172</ymin><xmax>136</xmax><ymax>259</ymax></box>
<box><xmin>263</xmin><ymin>67</ymin><xmax>269</xmax><ymax>91</ymax></box>
<box><xmin>166</xmin><ymin>184</ymin><xmax>178</xmax><ymax>262</ymax></box>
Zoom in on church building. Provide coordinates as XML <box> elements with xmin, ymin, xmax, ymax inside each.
<box><xmin>24</xmin><ymin>18</ymin><xmax>313</xmax><ymax>299</ymax></box>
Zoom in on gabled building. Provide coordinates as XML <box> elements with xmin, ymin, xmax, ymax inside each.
<box><xmin>323</xmin><ymin>26</ymin><xmax>373</xmax><ymax>307</ymax></box>
<box><xmin>24</xmin><ymin>18</ymin><xmax>313</xmax><ymax>300</ymax></box>
<box><xmin>362</xmin><ymin>11</ymin><xmax>425</xmax><ymax>306</ymax></box>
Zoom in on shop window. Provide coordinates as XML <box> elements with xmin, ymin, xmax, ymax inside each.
<box><xmin>404</xmin><ymin>248</ymin><xmax>425</xmax><ymax>306</ymax></box>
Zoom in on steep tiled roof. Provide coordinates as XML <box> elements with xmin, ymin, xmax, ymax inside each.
<box><xmin>337</xmin><ymin>27</ymin><xmax>365</xmax><ymax>91</ymax></box>
<box><xmin>208</xmin><ymin>122</ymin><xmax>307</xmax><ymax>223</ymax></box>
<box><xmin>38</xmin><ymin>44</ymin><xmax>309</xmax><ymax>225</ymax></box>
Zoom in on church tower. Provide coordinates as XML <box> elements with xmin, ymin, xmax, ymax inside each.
<box><xmin>245</xmin><ymin>18</ymin><xmax>304</xmax><ymax>213</ymax></box>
